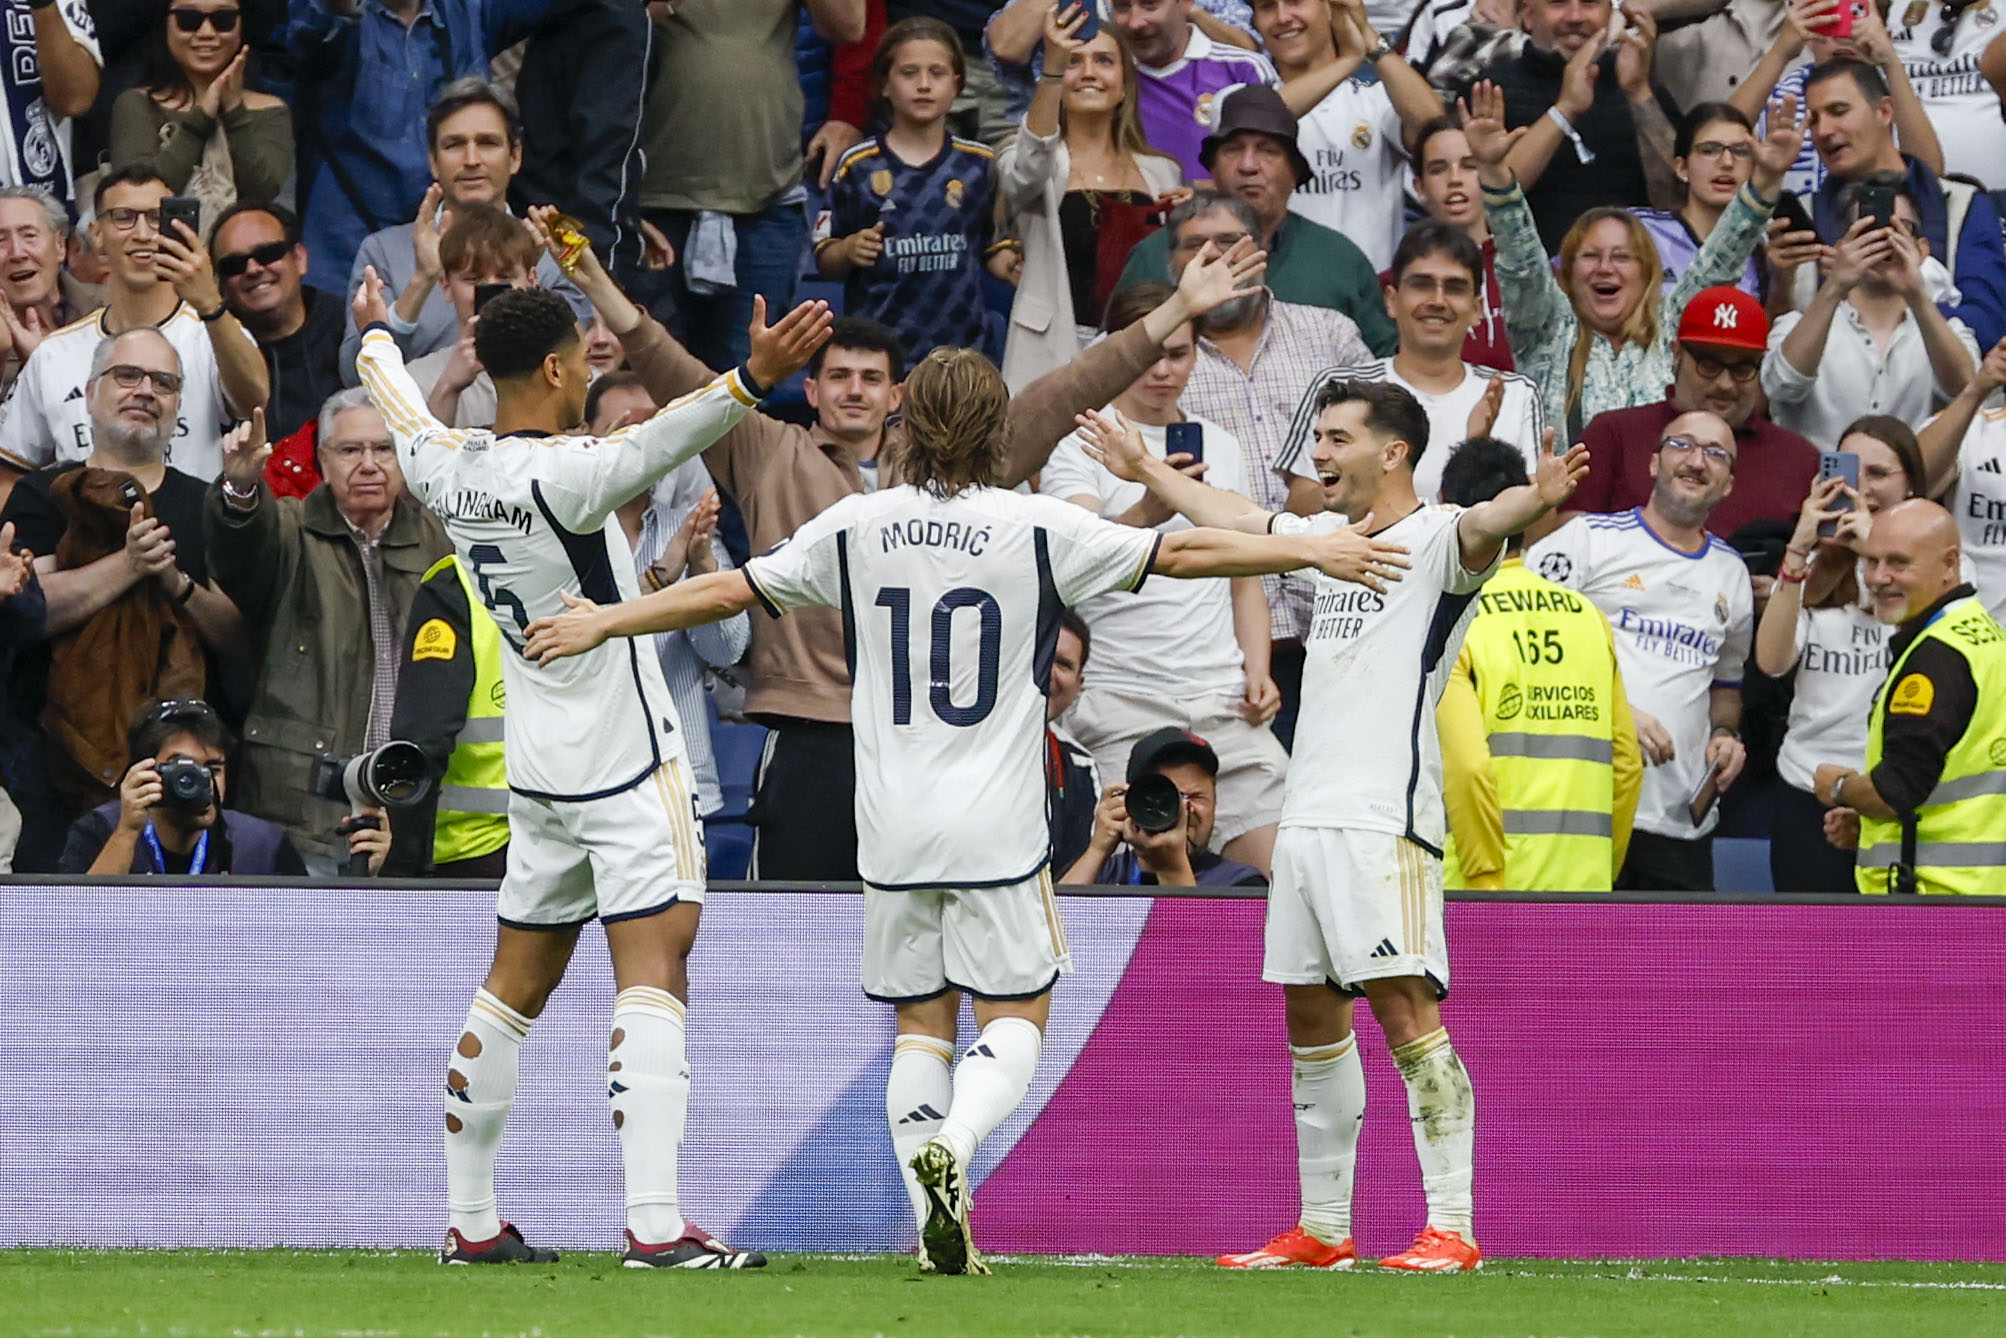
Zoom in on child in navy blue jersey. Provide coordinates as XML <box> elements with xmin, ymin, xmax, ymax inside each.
<box><xmin>815</xmin><ymin>18</ymin><xmax>1017</xmax><ymax>364</ymax></box>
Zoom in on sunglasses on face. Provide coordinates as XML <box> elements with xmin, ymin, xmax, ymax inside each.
<box><xmin>102</xmin><ymin>364</ymin><xmax>185</xmax><ymax>395</ymax></box>
<box><xmin>216</xmin><ymin>239</ymin><xmax>291</xmax><ymax>278</ymax></box>
<box><xmin>170</xmin><ymin>7</ymin><xmax>241</xmax><ymax>33</ymax></box>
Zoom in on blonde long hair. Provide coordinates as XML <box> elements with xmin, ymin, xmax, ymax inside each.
<box><xmin>1058</xmin><ymin>34</ymin><xmax>1159</xmax><ymax>165</ymax></box>
<box><xmin>895</xmin><ymin>348</ymin><xmax>1010</xmax><ymax>498</ymax></box>
<box><xmin>1556</xmin><ymin>208</ymin><xmax>1663</xmax><ymax>427</ymax></box>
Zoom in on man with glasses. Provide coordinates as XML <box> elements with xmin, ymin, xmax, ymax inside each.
<box><xmin>0</xmin><ymin>184</ymin><xmax>99</xmax><ymax>401</ymax></box>
<box><xmin>0</xmin><ymin>166</ymin><xmax>266</xmax><ymax>487</ymax></box>
<box><xmin>1561</xmin><ymin>286</ymin><xmax>1819</xmax><ymax>540</ymax></box>
<box><xmin>204</xmin><ymin>387</ymin><xmax>450</xmax><ymax>875</ymax></box>
<box><xmin>1528</xmin><ymin>410</ymin><xmax>1754</xmax><ymax>891</ymax></box>
<box><xmin>1280</xmin><ymin>222</ymin><xmax>1544</xmax><ymax>506</ymax></box>
<box><xmin>211</xmin><ymin>202</ymin><xmax>345</xmax><ymax>447</ymax></box>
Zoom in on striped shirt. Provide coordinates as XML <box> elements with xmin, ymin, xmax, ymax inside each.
<box><xmin>632</xmin><ymin>458</ymin><xmax>750</xmax><ymax>815</ymax></box>
<box><xmin>1181</xmin><ymin>296</ymin><xmax>1372</xmax><ymax>641</ymax></box>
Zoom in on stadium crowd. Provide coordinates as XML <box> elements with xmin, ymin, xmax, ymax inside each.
<box><xmin>0</xmin><ymin>0</ymin><xmax>2003</xmax><ymax>893</ymax></box>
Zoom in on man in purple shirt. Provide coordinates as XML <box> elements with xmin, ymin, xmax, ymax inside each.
<box><xmin>1111</xmin><ymin>0</ymin><xmax>1275</xmax><ymax>182</ymax></box>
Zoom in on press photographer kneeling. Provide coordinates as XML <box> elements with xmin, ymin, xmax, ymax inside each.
<box><xmin>1063</xmin><ymin>729</ymin><xmax>1268</xmax><ymax>889</ymax></box>
<box><xmin>58</xmin><ymin>700</ymin><xmax>390</xmax><ymax>877</ymax></box>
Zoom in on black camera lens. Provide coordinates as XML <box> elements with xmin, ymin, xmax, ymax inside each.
<box><xmin>1125</xmin><ymin>772</ymin><xmax>1185</xmax><ymax>835</ymax></box>
<box><xmin>358</xmin><ymin>740</ymin><xmax>431</xmax><ymax>806</ymax></box>
<box><xmin>155</xmin><ymin>758</ymin><xmax>215</xmax><ymax>812</ymax></box>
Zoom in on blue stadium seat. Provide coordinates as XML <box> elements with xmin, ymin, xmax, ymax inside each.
<box><xmin>703</xmin><ymin>717</ymin><xmax>770</xmax><ymax>879</ymax></box>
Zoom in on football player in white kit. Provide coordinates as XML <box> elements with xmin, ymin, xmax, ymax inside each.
<box><xmin>522</xmin><ymin>345</ymin><xmax>1414</xmax><ymax>1276</ymax></box>
<box><xmin>1081</xmin><ymin>378</ymin><xmax>1587</xmax><ymax>1273</ymax></box>
<box><xmin>351</xmin><ymin>269</ymin><xmax>833</xmax><ymax>1268</ymax></box>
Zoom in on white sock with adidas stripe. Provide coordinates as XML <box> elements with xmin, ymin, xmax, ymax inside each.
<box><xmin>1391</xmin><ymin>1026</ymin><xmax>1476</xmax><ymax>1237</ymax></box>
<box><xmin>1292</xmin><ymin>1035</ymin><xmax>1365</xmax><ymax>1247</ymax></box>
<box><xmin>610</xmin><ymin>986</ymin><xmax>692</xmax><ymax>1245</ymax></box>
<box><xmin>887</xmin><ymin>1034</ymin><xmax>955</xmax><ymax>1231</ymax></box>
<box><xmin>444</xmin><ymin>988</ymin><xmax>533</xmax><ymax>1240</ymax></box>
<box><xmin>938</xmin><ymin>1016</ymin><xmax>1042</xmax><ymax>1167</ymax></box>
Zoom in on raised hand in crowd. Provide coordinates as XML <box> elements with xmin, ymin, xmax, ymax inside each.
<box><xmin>431</xmin><ymin>322</ymin><xmax>484</xmax><ymax>419</ymax></box>
<box><xmin>743</xmin><ymin>294</ymin><xmax>835</xmax><ymax>390</ymax></box>
<box><xmin>1466</xmin><ymin>376</ymin><xmax>1507</xmax><ymax>442</ymax></box>
<box><xmin>0</xmin><ymin>298</ymin><xmax>45</xmax><ymax>366</ymax></box>
<box><xmin>196</xmin><ymin>45</ymin><xmax>249</xmax><ymax>121</ymax></box>
<box><xmin>1170</xmin><ymin>237</ymin><xmax>1268</xmax><ymax>321</ymax></box>
<box><xmin>155</xmin><ymin>219</ymin><xmax>225</xmax><ymax>315</ymax></box>
<box><xmin>0</xmin><ymin>522</ymin><xmax>32</xmax><ymax>600</ymax></box>
<box><xmin>1533</xmin><ymin>434</ymin><xmax>1591</xmax><ymax>511</ymax></box>
<box><xmin>1556</xmin><ymin>27</ymin><xmax>1607</xmax><ymax>125</ymax></box>
<box><xmin>1612</xmin><ymin>5</ymin><xmax>1658</xmax><ymax>103</ymax></box>
<box><xmin>219</xmin><ymin>407</ymin><xmax>271</xmax><ymax>490</ymax></box>
<box><xmin>1749</xmin><ymin>92</ymin><xmax>1805</xmax><ymax>196</ymax></box>
<box><xmin>644</xmin><ymin>488</ymin><xmax>724</xmax><ymax>592</ymax></box>
<box><xmin>351</xmin><ymin>265</ymin><xmax>392</xmax><ymax>333</ymax></box>
<box><xmin>1459</xmin><ymin>81</ymin><xmax>1524</xmax><ymax>188</ymax></box>
<box><xmin>399</xmin><ymin>184</ymin><xmax>453</xmax><ymax>324</ymax></box>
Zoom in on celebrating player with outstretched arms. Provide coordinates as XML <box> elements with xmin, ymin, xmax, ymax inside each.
<box><xmin>1082</xmin><ymin>383</ymin><xmax>1586</xmax><ymax>1273</ymax></box>
<box><xmin>524</xmin><ymin>349</ymin><xmax>1408</xmax><ymax>1276</ymax></box>
<box><xmin>352</xmin><ymin>265</ymin><xmax>832</xmax><ymax>1270</ymax></box>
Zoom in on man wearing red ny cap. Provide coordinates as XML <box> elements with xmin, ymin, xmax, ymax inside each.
<box><xmin>1557</xmin><ymin>285</ymin><xmax>1819</xmax><ymax>540</ymax></box>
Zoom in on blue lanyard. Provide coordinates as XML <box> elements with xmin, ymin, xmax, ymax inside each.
<box><xmin>142</xmin><ymin>821</ymin><xmax>208</xmax><ymax>875</ymax></box>
<box><xmin>1127</xmin><ymin>858</ymin><xmax>1148</xmax><ymax>887</ymax></box>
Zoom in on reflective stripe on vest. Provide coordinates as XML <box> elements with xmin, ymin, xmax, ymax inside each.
<box><xmin>427</xmin><ymin>555</ymin><xmax>510</xmax><ymax>864</ymax></box>
<box><xmin>1858</xmin><ymin>596</ymin><xmax>2006</xmax><ymax>895</ymax></box>
<box><xmin>1445</xmin><ymin>562</ymin><xmax>1621</xmax><ymax>892</ymax></box>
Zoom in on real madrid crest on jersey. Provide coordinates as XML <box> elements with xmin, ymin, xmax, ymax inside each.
<box><xmin>1715</xmin><ymin>594</ymin><xmax>1730</xmax><ymax>626</ymax></box>
<box><xmin>870</xmin><ymin>168</ymin><xmax>893</xmax><ymax>198</ymax></box>
<box><xmin>945</xmin><ymin>178</ymin><xmax>964</xmax><ymax>209</ymax></box>
<box><xmin>1351</xmin><ymin>121</ymin><xmax>1373</xmax><ymax>150</ymax></box>
<box><xmin>1195</xmin><ymin>92</ymin><xmax>1214</xmax><ymax>125</ymax></box>
<box><xmin>1979</xmin><ymin>2</ymin><xmax>1998</xmax><ymax>27</ymax></box>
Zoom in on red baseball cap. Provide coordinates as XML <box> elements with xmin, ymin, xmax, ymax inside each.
<box><xmin>1676</xmin><ymin>285</ymin><xmax>1768</xmax><ymax>353</ymax></box>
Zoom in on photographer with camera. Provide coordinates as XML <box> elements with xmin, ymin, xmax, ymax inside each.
<box><xmin>57</xmin><ymin>698</ymin><xmax>326</xmax><ymax>876</ymax></box>
<box><xmin>1061</xmin><ymin>728</ymin><xmax>1268</xmax><ymax>889</ymax></box>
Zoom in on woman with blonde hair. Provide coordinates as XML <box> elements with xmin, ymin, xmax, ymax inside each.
<box><xmin>1462</xmin><ymin>81</ymin><xmax>1801</xmax><ymax>440</ymax></box>
<box><xmin>998</xmin><ymin>3</ymin><xmax>1184</xmax><ymax>391</ymax></box>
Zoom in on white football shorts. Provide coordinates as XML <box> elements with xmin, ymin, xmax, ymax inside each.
<box><xmin>862</xmin><ymin>867</ymin><xmax>1073</xmax><ymax>1002</ymax></box>
<box><xmin>1264</xmin><ymin>826</ymin><xmax>1449</xmax><ymax>997</ymax></box>
<box><xmin>496</xmin><ymin>761</ymin><xmax>707</xmax><ymax>929</ymax></box>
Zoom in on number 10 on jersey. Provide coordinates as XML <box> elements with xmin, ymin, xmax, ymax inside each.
<box><xmin>875</xmin><ymin>585</ymin><xmax>1001</xmax><ymax>726</ymax></box>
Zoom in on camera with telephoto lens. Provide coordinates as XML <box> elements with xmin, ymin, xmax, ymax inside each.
<box><xmin>1124</xmin><ymin>772</ymin><xmax>1186</xmax><ymax>836</ymax></box>
<box><xmin>308</xmin><ymin>742</ymin><xmax>435</xmax><ymax>876</ymax></box>
<box><xmin>154</xmin><ymin>758</ymin><xmax>217</xmax><ymax>813</ymax></box>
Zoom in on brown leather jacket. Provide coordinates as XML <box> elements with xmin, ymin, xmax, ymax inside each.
<box><xmin>41</xmin><ymin>467</ymin><xmax>205</xmax><ymax>808</ymax></box>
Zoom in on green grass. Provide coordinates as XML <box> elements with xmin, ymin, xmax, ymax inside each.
<box><xmin>4</xmin><ymin>1251</ymin><xmax>2004</xmax><ymax>1338</ymax></box>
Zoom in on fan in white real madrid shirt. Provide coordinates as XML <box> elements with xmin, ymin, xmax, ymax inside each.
<box><xmin>1892</xmin><ymin>0</ymin><xmax>2006</xmax><ymax>189</ymax></box>
<box><xmin>352</xmin><ymin>266</ymin><xmax>834</xmax><ymax>1270</ymax></box>
<box><xmin>521</xmin><ymin>346</ymin><xmax>1411</xmax><ymax>1277</ymax></box>
<box><xmin>0</xmin><ymin>168</ymin><xmax>266</xmax><ymax>483</ymax></box>
<box><xmin>1278</xmin><ymin>222</ymin><xmax>1545</xmax><ymax>505</ymax></box>
<box><xmin>1917</xmin><ymin>334</ymin><xmax>2006</xmax><ymax>620</ymax></box>
<box><xmin>1079</xmin><ymin>373</ymin><xmax>1589</xmax><ymax>1275</ymax></box>
<box><xmin>1526</xmin><ymin>409</ymin><xmax>1755</xmax><ymax>894</ymax></box>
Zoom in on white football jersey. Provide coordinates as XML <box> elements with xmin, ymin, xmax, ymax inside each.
<box><xmin>1273</xmin><ymin>504</ymin><xmax>1498</xmax><ymax>848</ymax></box>
<box><xmin>1217</xmin><ymin>76</ymin><xmax>1407</xmax><ymax>270</ymax></box>
<box><xmin>1891</xmin><ymin>5</ymin><xmax>2006</xmax><ymax>190</ymax></box>
<box><xmin>1279</xmin><ymin>358</ymin><xmax>1546</xmax><ymax>506</ymax></box>
<box><xmin>1038</xmin><ymin>411</ymin><xmax>1250</xmax><ymax>698</ymax></box>
<box><xmin>1527</xmin><ymin>510</ymin><xmax>1754</xmax><ymax>838</ymax></box>
<box><xmin>1776</xmin><ymin>600</ymin><xmax>1890</xmax><ymax>794</ymax></box>
<box><xmin>744</xmin><ymin>485</ymin><xmax>1159</xmax><ymax>890</ymax></box>
<box><xmin>0</xmin><ymin>304</ymin><xmax>253</xmax><ymax>479</ymax></box>
<box><xmin>1943</xmin><ymin>403</ymin><xmax>2006</xmax><ymax>623</ymax></box>
<box><xmin>356</xmin><ymin>327</ymin><xmax>759</xmax><ymax>800</ymax></box>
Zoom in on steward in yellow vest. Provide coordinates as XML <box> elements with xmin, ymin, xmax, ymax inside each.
<box><xmin>384</xmin><ymin>554</ymin><xmax>510</xmax><ymax>876</ymax></box>
<box><xmin>1814</xmin><ymin>501</ymin><xmax>2006</xmax><ymax>894</ymax></box>
<box><xmin>1436</xmin><ymin>438</ymin><xmax>1642</xmax><ymax>890</ymax></box>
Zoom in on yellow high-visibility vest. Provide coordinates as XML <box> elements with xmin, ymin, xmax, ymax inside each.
<box><xmin>427</xmin><ymin>555</ymin><xmax>510</xmax><ymax>865</ymax></box>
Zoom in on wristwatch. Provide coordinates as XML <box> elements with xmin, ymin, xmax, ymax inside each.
<box><xmin>1710</xmin><ymin>725</ymin><xmax>1740</xmax><ymax>741</ymax></box>
<box><xmin>1827</xmin><ymin>771</ymin><xmax>1850</xmax><ymax>807</ymax></box>
<box><xmin>1364</xmin><ymin>33</ymin><xmax>1395</xmax><ymax>63</ymax></box>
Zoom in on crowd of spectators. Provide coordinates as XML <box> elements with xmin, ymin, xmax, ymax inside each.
<box><xmin>1</xmin><ymin>0</ymin><xmax>2005</xmax><ymax>892</ymax></box>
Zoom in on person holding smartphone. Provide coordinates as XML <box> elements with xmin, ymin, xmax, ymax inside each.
<box><xmin>401</xmin><ymin>207</ymin><xmax>542</xmax><ymax>430</ymax></box>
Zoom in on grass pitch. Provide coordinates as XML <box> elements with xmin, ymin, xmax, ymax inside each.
<box><xmin>5</xmin><ymin>1251</ymin><xmax>2003</xmax><ymax>1338</ymax></box>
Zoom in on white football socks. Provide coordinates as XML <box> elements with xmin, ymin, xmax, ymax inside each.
<box><xmin>1390</xmin><ymin>1027</ymin><xmax>1475</xmax><ymax>1237</ymax></box>
<box><xmin>886</xmin><ymin>1034</ymin><xmax>956</xmax><ymax>1230</ymax></box>
<box><xmin>936</xmin><ymin>1016</ymin><xmax>1042</xmax><ymax>1167</ymax></box>
<box><xmin>609</xmin><ymin>986</ymin><xmax>692</xmax><ymax>1244</ymax></box>
<box><xmin>444</xmin><ymin>988</ymin><xmax>532</xmax><ymax>1241</ymax></box>
<box><xmin>1291</xmin><ymin>1036</ymin><xmax>1365</xmax><ymax>1247</ymax></box>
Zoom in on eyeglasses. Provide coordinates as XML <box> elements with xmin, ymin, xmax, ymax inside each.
<box><xmin>1659</xmin><ymin>434</ymin><xmax>1736</xmax><ymax>467</ymax></box>
<box><xmin>101</xmin><ymin>364</ymin><xmax>185</xmax><ymax>394</ymax></box>
<box><xmin>1689</xmin><ymin>140</ymin><xmax>1754</xmax><ymax>162</ymax></box>
<box><xmin>216</xmin><ymin>239</ymin><xmax>291</xmax><ymax>278</ymax></box>
<box><xmin>1398</xmin><ymin>273</ymin><xmax>1476</xmax><ymax>298</ymax></box>
<box><xmin>102</xmin><ymin>207</ymin><xmax>161</xmax><ymax>232</ymax></box>
<box><xmin>1172</xmin><ymin>231</ymin><xmax>1251</xmax><ymax>253</ymax></box>
<box><xmin>1683</xmin><ymin>348</ymin><xmax>1762</xmax><ymax>384</ymax></box>
<box><xmin>324</xmin><ymin>442</ymin><xmax>396</xmax><ymax>464</ymax></box>
<box><xmin>169</xmin><ymin>7</ymin><xmax>240</xmax><ymax>33</ymax></box>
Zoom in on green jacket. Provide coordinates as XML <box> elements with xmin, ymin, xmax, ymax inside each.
<box><xmin>204</xmin><ymin>480</ymin><xmax>450</xmax><ymax>861</ymax></box>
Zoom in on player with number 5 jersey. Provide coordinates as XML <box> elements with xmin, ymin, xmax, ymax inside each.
<box><xmin>523</xmin><ymin>348</ymin><xmax>1414</xmax><ymax>1277</ymax></box>
<box><xmin>354</xmin><ymin>266</ymin><xmax>834</xmax><ymax>1272</ymax></box>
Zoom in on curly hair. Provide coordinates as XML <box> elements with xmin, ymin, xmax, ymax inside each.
<box><xmin>893</xmin><ymin>347</ymin><xmax>1009</xmax><ymax>498</ymax></box>
<box><xmin>474</xmin><ymin>287</ymin><xmax>579</xmax><ymax>381</ymax></box>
